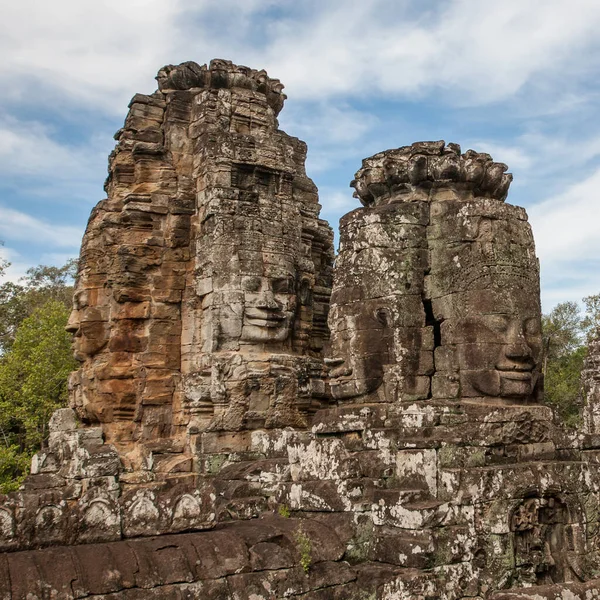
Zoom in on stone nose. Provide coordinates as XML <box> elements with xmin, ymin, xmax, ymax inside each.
<box><xmin>325</xmin><ymin>358</ymin><xmax>352</xmax><ymax>378</ymax></box>
<box><xmin>65</xmin><ymin>311</ymin><xmax>81</xmax><ymax>335</ymax></box>
<box><xmin>256</xmin><ymin>289</ymin><xmax>279</xmax><ymax>309</ymax></box>
<box><xmin>502</xmin><ymin>324</ymin><xmax>534</xmax><ymax>364</ymax></box>
<box><xmin>505</xmin><ymin>341</ymin><xmax>532</xmax><ymax>360</ymax></box>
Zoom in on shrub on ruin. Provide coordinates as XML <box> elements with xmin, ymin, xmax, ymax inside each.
<box><xmin>0</xmin><ymin>299</ymin><xmax>78</xmax><ymax>492</ymax></box>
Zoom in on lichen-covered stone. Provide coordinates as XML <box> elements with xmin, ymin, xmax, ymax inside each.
<box><xmin>329</xmin><ymin>142</ymin><xmax>541</xmax><ymax>406</ymax></box>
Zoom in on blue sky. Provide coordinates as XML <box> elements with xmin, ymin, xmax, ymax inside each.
<box><xmin>2</xmin><ymin>0</ymin><xmax>600</xmax><ymax>310</ymax></box>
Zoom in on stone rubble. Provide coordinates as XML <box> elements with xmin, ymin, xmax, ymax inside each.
<box><xmin>1</xmin><ymin>59</ymin><xmax>600</xmax><ymax>600</ymax></box>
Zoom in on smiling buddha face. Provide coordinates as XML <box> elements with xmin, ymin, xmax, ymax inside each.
<box><xmin>240</xmin><ymin>269</ymin><xmax>297</xmax><ymax>343</ymax></box>
<box><xmin>327</xmin><ymin>299</ymin><xmax>395</xmax><ymax>400</ymax></box>
<box><xmin>429</xmin><ymin>199</ymin><xmax>543</xmax><ymax>403</ymax></box>
<box><xmin>448</xmin><ymin>287</ymin><xmax>543</xmax><ymax>400</ymax></box>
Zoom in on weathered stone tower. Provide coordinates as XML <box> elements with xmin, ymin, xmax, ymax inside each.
<box><xmin>2</xmin><ymin>61</ymin><xmax>600</xmax><ymax>600</ymax></box>
<box><xmin>66</xmin><ymin>59</ymin><xmax>334</xmax><ymax>471</ymax></box>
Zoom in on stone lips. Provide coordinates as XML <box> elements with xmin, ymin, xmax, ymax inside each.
<box><xmin>351</xmin><ymin>140</ymin><xmax>513</xmax><ymax>206</ymax></box>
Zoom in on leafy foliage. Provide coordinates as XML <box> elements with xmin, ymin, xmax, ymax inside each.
<box><xmin>0</xmin><ymin>300</ymin><xmax>78</xmax><ymax>491</ymax></box>
<box><xmin>582</xmin><ymin>294</ymin><xmax>600</xmax><ymax>341</ymax></box>
<box><xmin>542</xmin><ymin>301</ymin><xmax>581</xmax><ymax>363</ymax></box>
<box><xmin>0</xmin><ymin>259</ymin><xmax>77</xmax><ymax>354</ymax></box>
<box><xmin>294</xmin><ymin>527</ymin><xmax>312</xmax><ymax>573</ymax></box>
<box><xmin>541</xmin><ymin>297</ymin><xmax>600</xmax><ymax>426</ymax></box>
<box><xmin>543</xmin><ymin>345</ymin><xmax>587</xmax><ymax>427</ymax></box>
<box><xmin>0</xmin><ymin>255</ymin><xmax>77</xmax><ymax>492</ymax></box>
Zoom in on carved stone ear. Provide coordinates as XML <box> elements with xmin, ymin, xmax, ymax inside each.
<box><xmin>299</xmin><ymin>278</ymin><xmax>312</xmax><ymax>306</ymax></box>
<box><xmin>375</xmin><ymin>307</ymin><xmax>392</xmax><ymax>328</ymax></box>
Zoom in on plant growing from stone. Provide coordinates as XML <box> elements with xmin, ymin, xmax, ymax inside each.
<box><xmin>294</xmin><ymin>527</ymin><xmax>312</xmax><ymax>573</ymax></box>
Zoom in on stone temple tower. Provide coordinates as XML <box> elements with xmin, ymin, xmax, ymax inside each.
<box><xmin>329</xmin><ymin>141</ymin><xmax>541</xmax><ymax>408</ymax></box>
<box><xmin>66</xmin><ymin>60</ymin><xmax>334</xmax><ymax>470</ymax></box>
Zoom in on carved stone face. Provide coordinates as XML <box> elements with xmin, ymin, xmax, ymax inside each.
<box><xmin>328</xmin><ymin>301</ymin><xmax>393</xmax><ymax>399</ymax></box>
<box><xmin>449</xmin><ymin>288</ymin><xmax>542</xmax><ymax>399</ymax></box>
<box><xmin>240</xmin><ymin>271</ymin><xmax>297</xmax><ymax>343</ymax></box>
<box><xmin>511</xmin><ymin>496</ymin><xmax>577</xmax><ymax>585</ymax></box>
<box><xmin>65</xmin><ymin>291</ymin><xmax>109</xmax><ymax>362</ymax></box>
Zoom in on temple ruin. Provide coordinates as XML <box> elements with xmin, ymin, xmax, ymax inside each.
<box><xmin>2</xmin><ymin>59</ymin><xmax>600</xmax><ymax>599</ymax></box>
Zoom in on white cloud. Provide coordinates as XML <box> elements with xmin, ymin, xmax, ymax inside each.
<box><xmin>541</xmin><ymin>277</ymin><xmax>600</xmax><ymax>312</ymax></box>
<box><xmin>462</xmin><ymin>129</ymin><xmax>600</xmax><ymax>205</ymax></box>
<box><xmin>3</xmin><ymin>0</ymin><xmax>600</xmax><ymax>114</ymax></box>
<box><xmin>319</xmin><ymin>188</ymin><xmax>359</xmax><ymax>217</ymax></box>
<box><xmin>0</xmin><ymin>0</ymin><xmax>186</xmax><ymax>114</ymax></box>
<box><xmin>515</xmin><ymin>130</ymin><xmax>600</xmax><ymax>175</ymax></box>
<box><xmin>0</xmin><ymin>117</ymin><xmax>101</xmax><ymax>180</ymax></box>
<box><xmin>463</xmin><ymin>141</ymin><xmax>534</xmax><ymax>172</ymax></box>
<box><xmin>282</xmin><ymin>103</ymin><xmax>378</xmax><ymax>145</ymax></box>
<box><xmin>278</xmin><ymin>103</ymin><xmax>379</xmax><ymax>174</ymax></box>
<box><xmin>0</xmin><ymin>116</ymin><xmax>109</xmax><ymax>208</ymax></box>
<box><xmin>529</xmin><ymin>169</ymin><xmax>600</xmax><ymax>264</ymax></box>
<box><xmin>528</xmin><ymin>168</ymin><xmax>600</xmax><ymax>309</ymax></box>
<box><xmin>261</xmin><ymin>0</ymin><xmax>600</xmax><ymax>105</ymax></box>
<box><xmin>0</xmin><ymin>246</ymin><xmax>29</xmax><ymax>284</ymax></box>
<box><xmin>0</xmin><ymin>206</ymin><xmax>82</xmax><ymax>249</ymax></box>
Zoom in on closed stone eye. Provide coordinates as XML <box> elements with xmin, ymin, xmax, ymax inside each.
<box><xmin>242</xmin><ymin>277</ymin><xmax>261</xmax><ymax>292</ymax></box>
<box><xmin>483</xmin><ymin>314</ymin><xmax>510</xmax><ymax>332</ymax></box>
<box><xmin>272</xmin><ymin>277</ymin><xmax>294</xmax><ymax>294</ymax></box>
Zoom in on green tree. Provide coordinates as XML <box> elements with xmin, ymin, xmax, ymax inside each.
<box><xmin>582</xmin><ymin>294</ymin><xmax>600</xmax><ymax>342</ymax></box>
<box><xmin>541</xmin><ymin>300</ymin><xmax>592</xmax><ymax>426</ymax></box>
<box><xmin>0</xmin><ymin>254</ymin><xmax>78</xmax><ymax>491</ymax></box>
<box><xmin>543</xmin><ymin>345</ymin><xmax>587</xmax><ymax>427</ymax></box>
<box><xmin>0</xmin><ymin>259</ymin><xmax>77</xmax><ymax>354</ymax></box>
<box><xmin>541</xmin><ymin>301</ymin><xmax>582</xmax><ymax>373</ymax></box>
<box><xmin>0</xmin><ymin>300</ymin><xmax>78</xmax><ymax>492</ymax></box>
